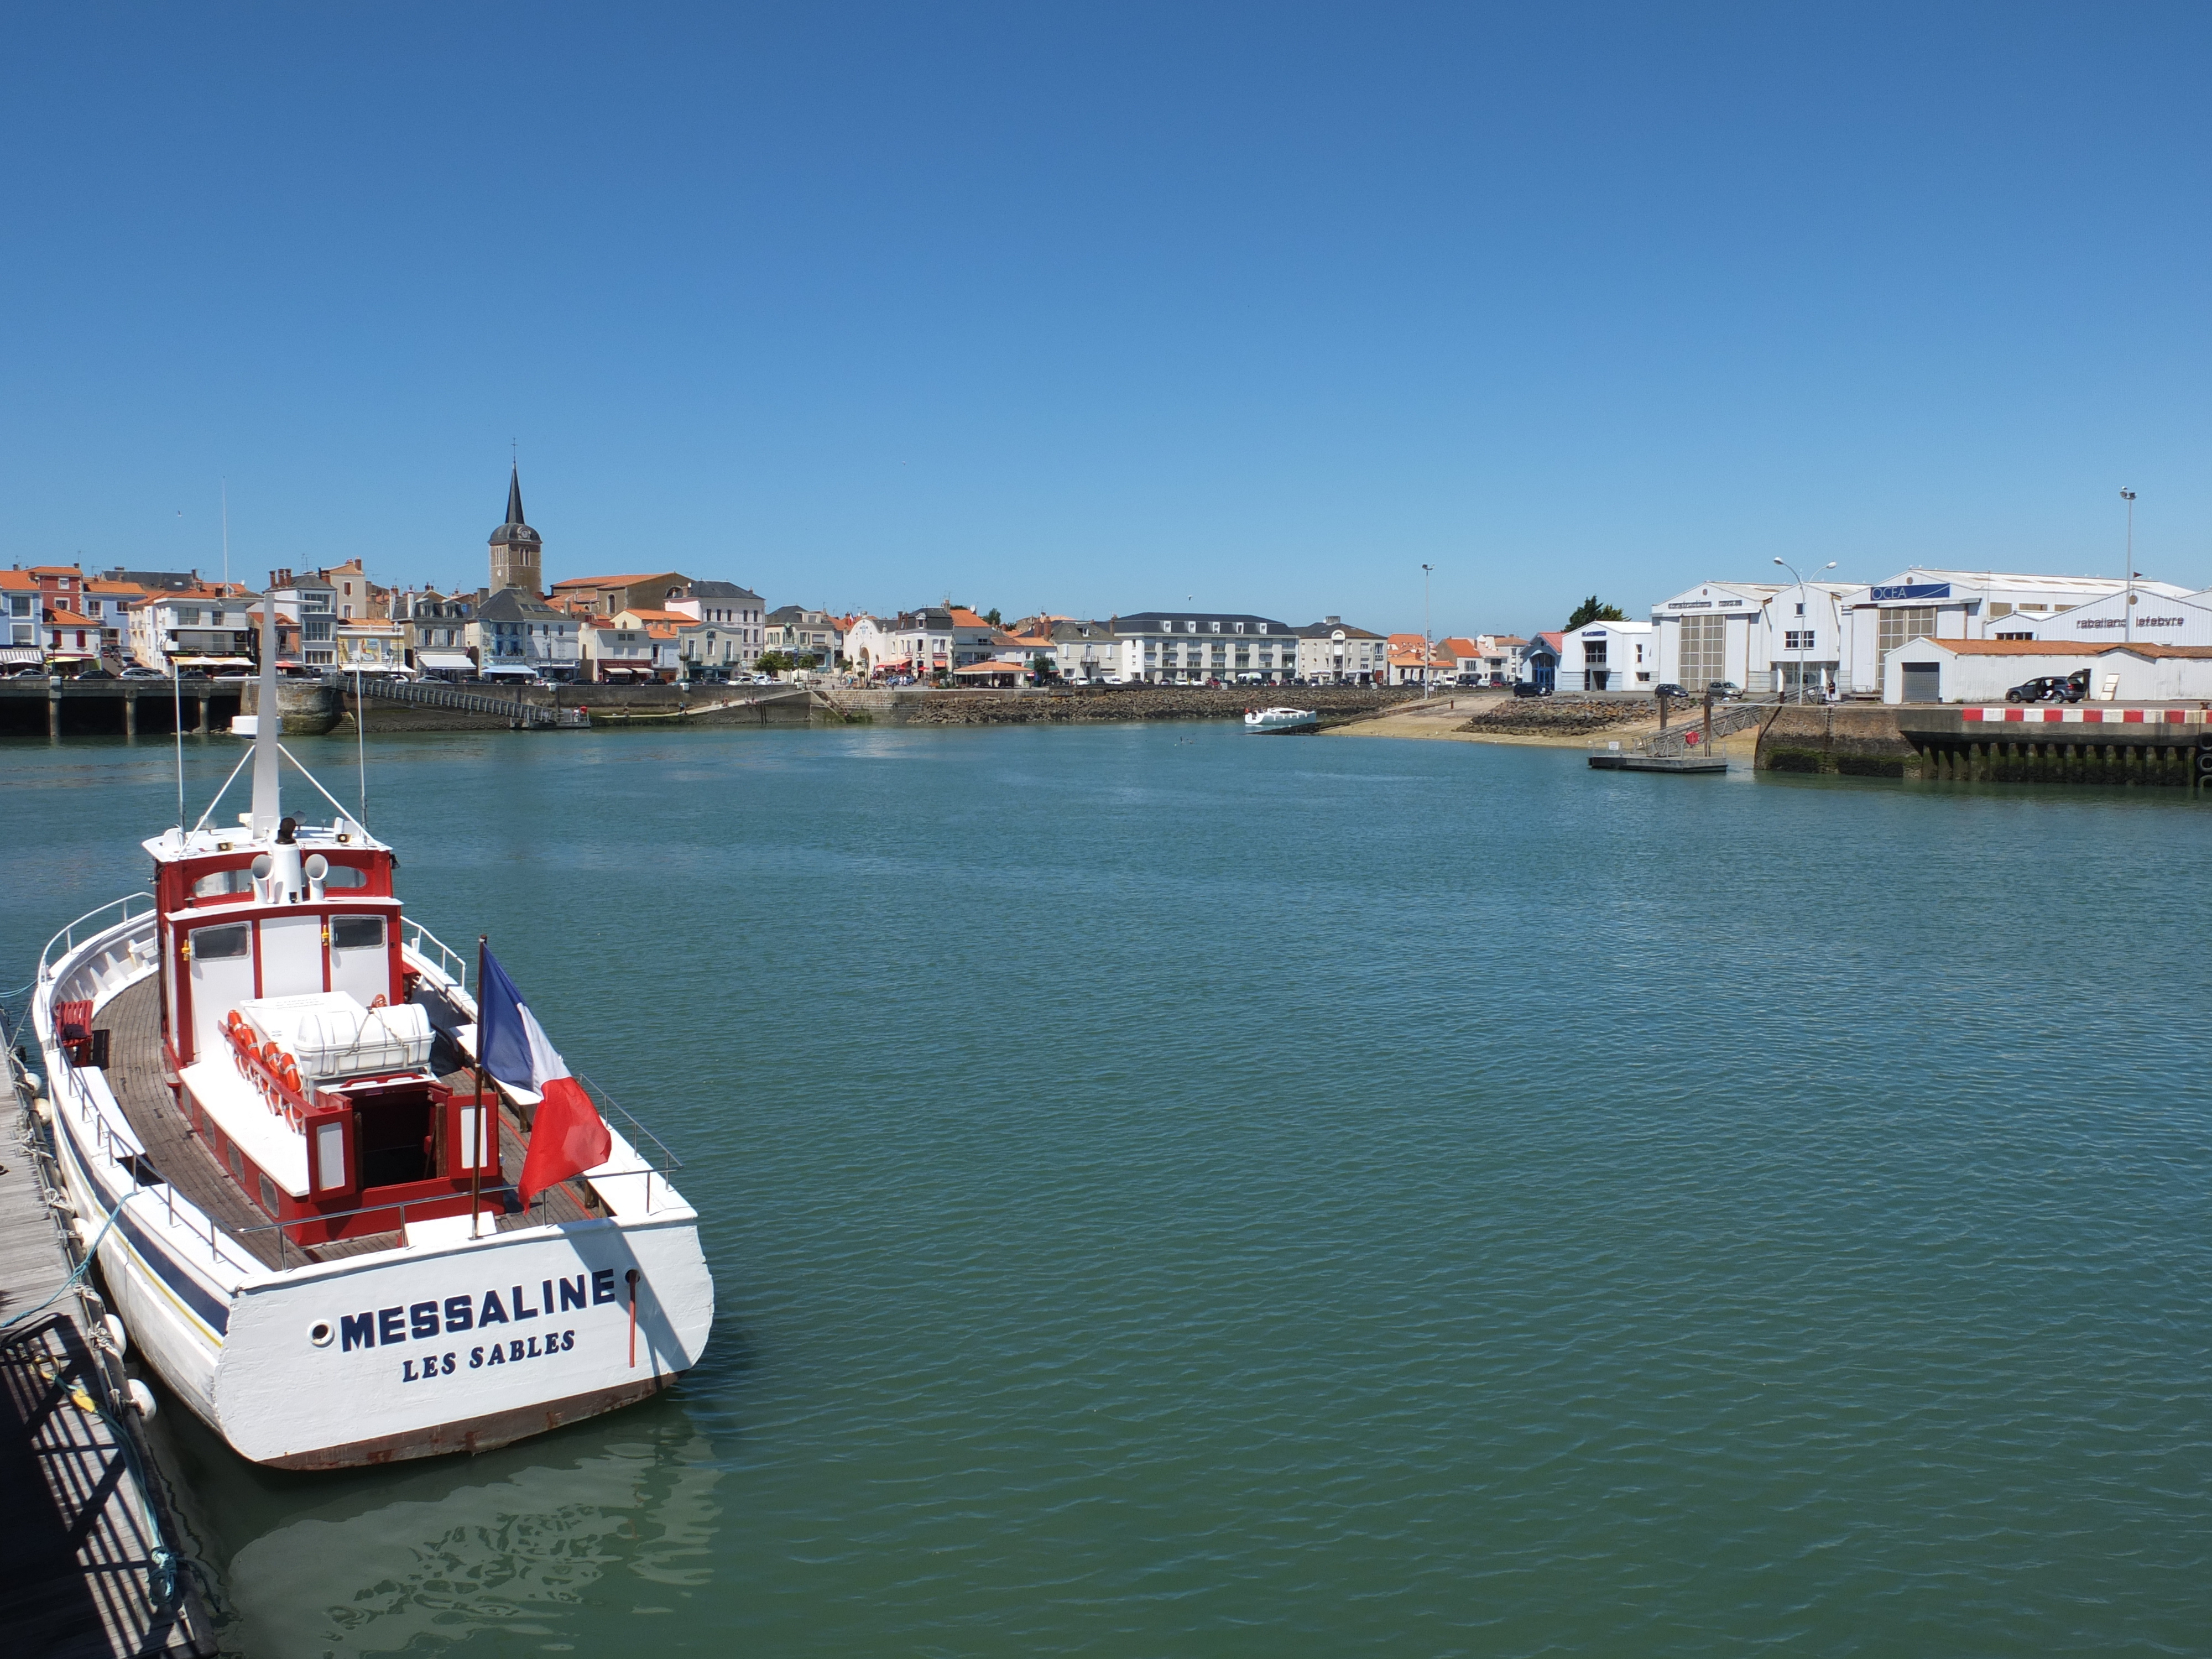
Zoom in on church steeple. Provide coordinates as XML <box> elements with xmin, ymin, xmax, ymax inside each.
<box><xmin>488</xmin><ymin>463</ymin><xmax>544</xmax><ymax>596</ymax></box>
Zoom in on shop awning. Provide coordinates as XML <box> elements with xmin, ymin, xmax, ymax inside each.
<box><xmin>479</xmin><ymin>664</ymin><xmax>539</xmax><ymax>677</ymax></box>
<box><xmin>0</xmin><ymin>646</ymin><xmax>44</xmax><ymax>665</ymax></box>
<box><xmin>417</xmin><ymin>652</ymin><xmax>476</xmax><ymax>671</ymax></box>
<box><xmin>173</xmin><ymin>655</ymin><xmax>253</xmax><ymax>667</ymax></box>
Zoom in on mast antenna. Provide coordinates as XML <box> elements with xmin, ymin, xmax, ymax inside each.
<box><xmin>221</xmin><ymin>479</ymin><xmax>229</xmax><ymax>589</ymax></box>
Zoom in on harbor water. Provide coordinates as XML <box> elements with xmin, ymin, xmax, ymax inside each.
<box><xmin>5</xmin><ymin>724</ymin><xmax>2209</xmax><ymax>1655</ymax></box>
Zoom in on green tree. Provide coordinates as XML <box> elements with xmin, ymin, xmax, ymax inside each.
<box><xmin>756</xmin><ymin>650</ymin><xmax>795</xmax><ymax>674</ymax></box>
<box><xmin>1565</xmin><ymin>596</ymin><xmax>1625</xmax><ymax>628</ymax></box>
<box><xmin>985</xmin><ymin>608</ymin><xmax>1003</xmax><ymax>626</ymax></box>
<box><xmin>1030</xmin><ymin>653</ymin><xmax>1057</xmax><ymax>681</ymax></box>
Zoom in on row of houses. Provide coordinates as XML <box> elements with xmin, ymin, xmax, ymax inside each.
<box><xmin>1525</xmin><ymin>567</ymin><xmax>2212</xmax><ymax>703</ymax></box>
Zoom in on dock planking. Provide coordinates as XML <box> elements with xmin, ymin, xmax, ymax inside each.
<box><xmin>2</xmin><ymin>1053</ymin><xmax>216</xmax><ymax>1658</ymax></box>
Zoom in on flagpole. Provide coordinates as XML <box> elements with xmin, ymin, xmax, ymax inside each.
<box><xmin>473</xmin><ymin>933</ymin><xmax>488</xmax><ymax>1238</ymax></box>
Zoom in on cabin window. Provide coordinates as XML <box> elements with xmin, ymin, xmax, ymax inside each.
<box><xmin>192</xmin><ymin>869</ymin><xmax>254</xmax><ymax>898</ymax></box>
<box><xmin>322</xmin><ymin>864</ymin><xmax>369</xmax><ymax>889</ymax></box>
<box><xmin>194</xmin><ymin>922</ymin><xmax>251</xmax><ymax>959</ymax></box>
<box><xmin>331</xmin><ymin>915</ymin><xmax>386</xmax><ymax>951</ymax></box>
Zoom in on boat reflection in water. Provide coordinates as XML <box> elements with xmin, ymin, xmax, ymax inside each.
<box><xmin>157</xmin><ymin>1395</ymin><xmax>723</xmax><ymax>1655</ymax></box>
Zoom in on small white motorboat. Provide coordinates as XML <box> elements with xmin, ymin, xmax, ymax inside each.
<box><xmin>1243</xmin><ymin>706</ymin><xmax>1319</xmax><ymax>733</ymax></box>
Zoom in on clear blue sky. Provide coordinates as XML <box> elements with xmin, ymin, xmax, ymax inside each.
<box><xmin>3</xmin><ymin>4</ymin><xmax>2206</xmax><ymax>638</ymax></box>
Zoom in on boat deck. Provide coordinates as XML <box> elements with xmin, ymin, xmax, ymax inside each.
<box><xmin>93</xmin><ymin>977</ymin><xmax>590</xmax><ymax>1274</ymax></box>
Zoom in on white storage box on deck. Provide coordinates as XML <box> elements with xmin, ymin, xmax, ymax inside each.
<box><xmin>239</xmin><ymin>992</ymin><xmax>434</xmax><ymax>1083</ymax></box>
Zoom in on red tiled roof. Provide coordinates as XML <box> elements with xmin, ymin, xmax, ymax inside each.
<box><xmin>0</xmin><ymin>570</ymin><xmax>36</xmax><ymax>591</ymax></box>
<box><xmin>45</xmin><ymin>608</ymin><xmax>97</xmax><ymax>626</ymax></box>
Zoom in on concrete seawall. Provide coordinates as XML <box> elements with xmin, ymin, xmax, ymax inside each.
<box><xmin>1755</xmin><ymin>702</ymin><xmax>2211</xmax><ymax>785</ymax></box>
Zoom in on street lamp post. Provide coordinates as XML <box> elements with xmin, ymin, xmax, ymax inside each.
<box><xmin>1421</xmin><ymin>564</ymin><xmax>1434</xmax><ymax>695</ymax></box>
<box><xmin>2121</xmin><ymin>487</ymin><xmax>2137</xmax><ymax>646</ymax></box>
<box><xmin>1772</xmin><ymin>557</ymin><xmax>1839</xmax><ymax>703</ymax></box>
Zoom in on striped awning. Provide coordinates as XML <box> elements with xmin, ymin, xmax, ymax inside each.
<box><xmin>0</xmin><ymin>646</ymin><xmax>43</xmax><ymax>665</ymax></box>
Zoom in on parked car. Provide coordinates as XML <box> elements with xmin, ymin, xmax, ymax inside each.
<box><xmin>1708</xmin><ymin>681</ymin><xmax>1743</xmax><ymax>700</ymax></box>
<box><xmin>1512</xmin><ymin>681</ymin><xmax>1552</xmax><ymax>698</ymax></box>
<box><xmin>3</xmin><ymin>665</ymin><xmax>45</xmax><ymax>679</ymax></box>
<box><xmin>118</xmin><ymin>665</ymin><xmax>166</xmax><ymax>679</ymax></box>
<box><xmin>2007</xmin><ymin>670</ymin><xmax>2090</xmax><ymax>703</ymax></box>
<box><xmin>1653</xmin><ymin>682</ymin><xmax>1688</xmax><ymax>700</ymax></box>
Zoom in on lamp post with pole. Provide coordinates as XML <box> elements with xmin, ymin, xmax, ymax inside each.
<box><xmin>1421</xmin><ymin>564</ymin><xmax>1434</xmax><ymax>696</ymax></box>
<box><xmin>2121</xmin><ymin>487</ymin><xmax>2137</xmax><ymax>646</ymax></box>
<box><xmin>1772</xmin><ymin>557</ymin><xmax>1839</xmax><ymax>703</ymax></box>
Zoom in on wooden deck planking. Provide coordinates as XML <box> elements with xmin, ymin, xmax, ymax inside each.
<box><xmin>94</xmin><ymin>977</ymin><xmax>287</xmax><ymax>1270</ymax></box>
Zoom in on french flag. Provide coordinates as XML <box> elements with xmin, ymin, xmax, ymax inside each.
<box><xmin>479</xmin><ymin>948</ymin><xmax>612</xmax><ymax>1208</ymax></box>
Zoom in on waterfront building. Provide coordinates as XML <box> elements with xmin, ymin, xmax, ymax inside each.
<box><xmin>765</xmin><ymin>604</ymin><xmax>843</xmax><ymax>665</ymax></box>
<box><xmin>81</xmin><ymin>577</ymin><xmax>148</xmax><ymax>661</ymax></box>
<box><xmin>1</xmin><ymin>568</ymin><xmax>38</xmax><ymax>664</ymax></box>
<box><xmin>333</xmin><ymin>618</ymin><xmax>408</xmax><ymax>674</ymax></box>
<box><xmin>1880</xmin><ymin>637</ymin><xmax>2212</xmax><ymax>704</ymax></box>
<box><xmin>470</xmin><ymin>586</ymin><xmax>581</xmax><ymax>680</ymax></box>
<box><xmin>547</xmin><ymin>570</ymin><xmax>692</xmax><ymax>618</ymax></box>
<box><xmin>1474</xmin><ymin>634</ymin><xmax>1528</xmax><ymax>684</ymax></box>
<box><xmin>1553</xmin><ymin>618</ymin><xmax>1655</xmax><ymax>691</ymax></box>
<box><xmin>580</xmin><ymin>618</ymin><xmax>659</xmax><ymax>681</ymax></box>
<box><xmin>126</xmin><ymin>586</ymin><xmax>257</xmax><ymax>672</ymax></box>
<box><xmin>667</xmin><ymin>581</ymin><xmax>765</xmax><ymax>672</ymax></box>
<box><xmin>1294</xmin><ymin>618</ymin><xmax>1386</xmax><ymax>684</ymax></box>
<box><xmin>489</xmin><ymin>466</ymin><xmax>543</xmax><ymax>594</ymax></box>
<box><xmin>267</xmin><ymin>569</ymin><xmax>338</xmax><ymax>669</ymax></box>
<box><xmin>2018</xmin><ymin>587</ymin><xmax>2212</xmax><ymax>649</ymax></box>
<box><xmin>389</xmin><ymin>588</ymin><xmax>477</xmax><ymax>672</ymax></box>
<box><xmin>1047</xmin><ymin>618</ymin><xmax>1118</xmax><ymax>682</ymax></box>
<box><xmin>1652</xmin><ymin>569</ymin><xmax>2196</xmax><ymax>699</ymax></box>
<box><xmin>1113</xmin><ymin>611</ymin><xmax>1297</xmax><ymax>684</ymax></box>
<box><xmin>1522</xmin><ymin>633</ymin><xmax>1562</xmax><ymax>690</ymax></box>
<box><xmin>312</xmin><ymin>558</ymin><xmax>389</xmax><ymax>621</ymax></box>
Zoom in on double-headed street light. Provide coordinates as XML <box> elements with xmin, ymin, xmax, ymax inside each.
<box><xmin>1772</xmin><ymin>557</ymin><xmax>1840</xmax><ymax>703</ymax></box>
<box><xmin>2121</xmin><ymin>488</ymin><xmax>2138</xmax><ymax>645</ymax></box>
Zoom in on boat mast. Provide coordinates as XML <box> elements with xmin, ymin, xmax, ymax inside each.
<box><xmin>251</xmin><ymin>579</ymin><xmax>281</xmax><ymax>838</ymax></box>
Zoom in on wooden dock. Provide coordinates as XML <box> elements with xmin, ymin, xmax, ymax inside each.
<box><xmin>1</xmin><ymin>1049</ymin><xmax>217</xmax><ymax>1658</ymax></box>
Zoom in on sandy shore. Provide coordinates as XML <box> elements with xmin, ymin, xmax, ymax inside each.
<box><xmin>1328</xmin><ymin>695</ymin><xmax>1762</xmax><ymax>758</ymax></box>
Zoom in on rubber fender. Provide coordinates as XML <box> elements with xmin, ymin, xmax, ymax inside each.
<box><xmin>103</xmin><ymin>1314</ymin><xmax>129</xmax><ymax>1358</ymax></box>
<box><xmin>127</xmin><ymin>1379</ymin><xmax>157</xmax><ymax>1419</ymax></box>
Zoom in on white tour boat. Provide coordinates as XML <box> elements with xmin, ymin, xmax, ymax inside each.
<box><xmin>1243</xmin><ymin>706</ymin><xmax>1319</xmax><ymax>733</ymax></box>
<box><xmin>28</xmin><ymin>601</ymin><xmax>712</xmax><ymax>1468</ymax></box>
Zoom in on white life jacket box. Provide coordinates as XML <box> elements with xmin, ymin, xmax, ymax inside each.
<box><xmin>238</xmin><ymin>992</ymin><xmax>434</xmax><ymax>1084</ymax></box>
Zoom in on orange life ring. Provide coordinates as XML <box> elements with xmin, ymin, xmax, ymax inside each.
<box><xmin>369</xmin><ymin>993</ymin><xmax>388</xmax><ymax>1009</ymax></box>
<box><xmin>277</xmin><ymin>1056</ymin><xmax>301</xmax><ymax>1095</ymax></box>
<box><xmin>260</xmin><ymin>1041</ymin><xmax>283</xmax><ymax>1071</ymax></box>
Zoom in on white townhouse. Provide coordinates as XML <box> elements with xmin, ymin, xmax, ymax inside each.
<box><xmin>1112</xmin><ymin>611</ymin><xmax>1298</xmax><ymax>684</ymax></box>
<box><xmin>667</xmin><ymin>581</ymin><xmax>765</xmax><ymax>673</ymax></box>
<box><xmin>334</xmin><ymin>619</ymin><xmax>408</xmax><ymax>674</ymax></box>
<box><xmin>1049</xmin><ymin>618</ymin><xmax>1119</xmax><ymax>682</ymax></box>
<box><xmin>1295</xmin><ymin>618</ymin><xmax>1387</xmax><ymax>684</ymax></box>
<box><xmin>1556</xmin><ymin>618</ymin><xmax>1656</xmax><ymax>692</ymax></box>
<box><xmin>127</xmin><ymin>588</ymin><xmax>257</xmax><ymax>671</ymax></box>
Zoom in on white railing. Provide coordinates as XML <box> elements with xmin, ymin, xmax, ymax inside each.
<box><xmin>401</xmin><ymin>920</ymin><xmax>469</xmax><ymax>992</ymax></box>
<box><xmin>38</xmin><ymin>892</ymin><xmax>158</xmax><ymax>983</ymax></box>
<box><xmin>32</xmin><ymin>934</ymin><xmax>259</xmax><ymax>1281</ymax></box>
